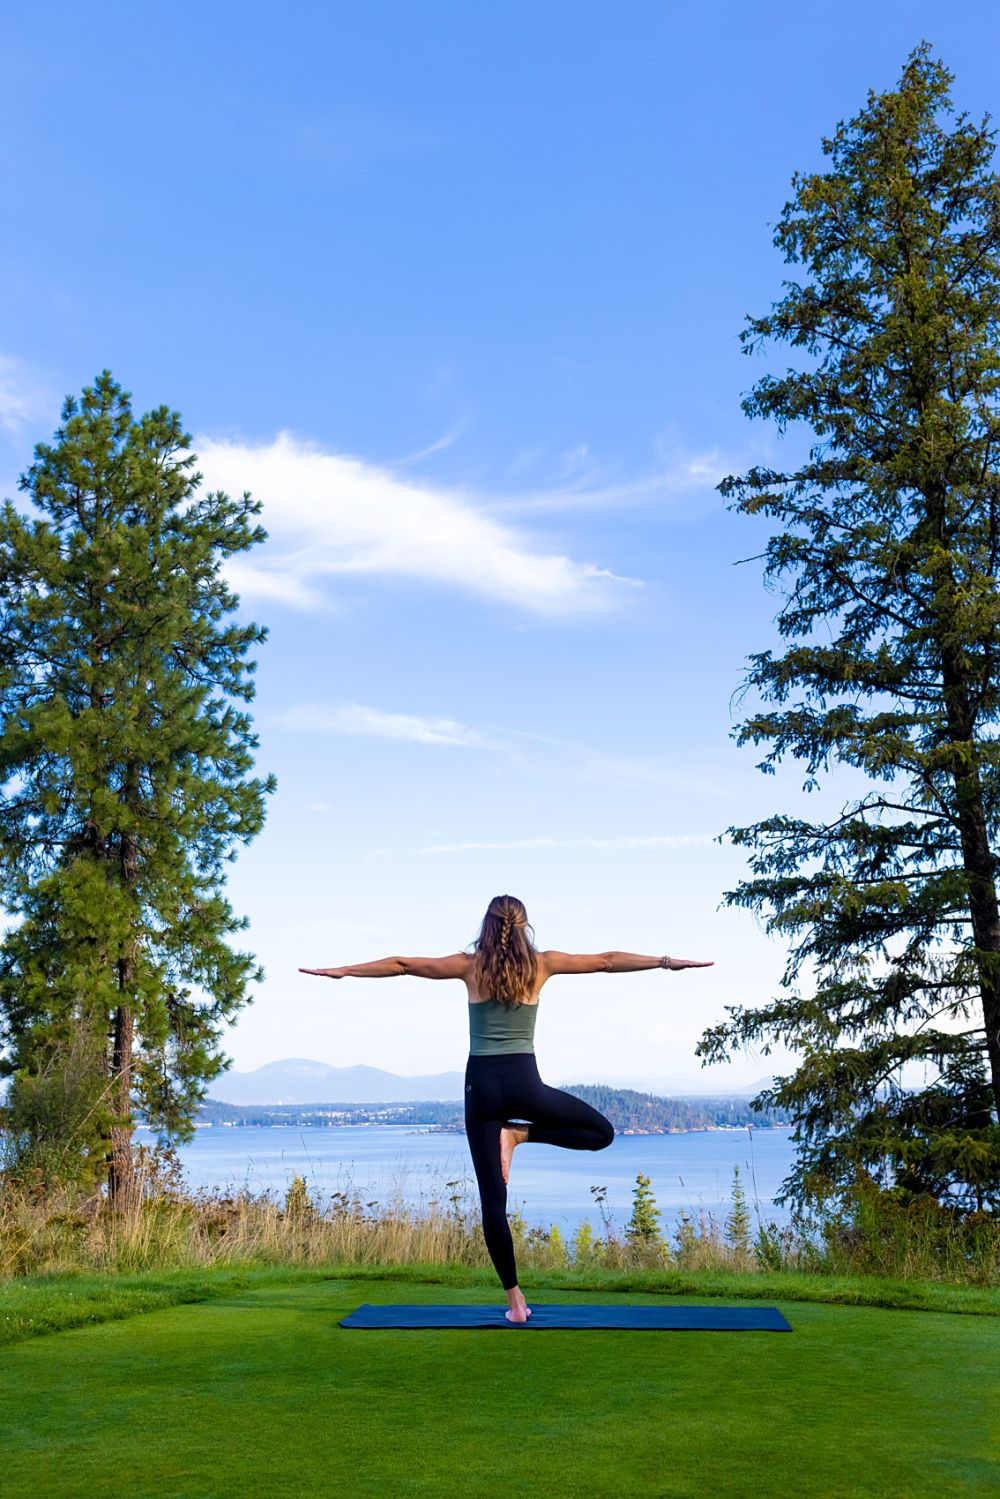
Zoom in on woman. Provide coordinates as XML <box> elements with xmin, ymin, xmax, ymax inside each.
<box><xmin>300</xmin><ymin>893</ymin><xmax>713</xmax><ymax>1324</ymax></box>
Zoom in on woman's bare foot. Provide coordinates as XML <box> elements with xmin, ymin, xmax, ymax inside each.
<box><xmin>505</xmin><ymin>1285</ymin><xmax>532</xmax><ymax>1323</ymax></box>
<box><xmin>499</xmin><ymin>1125</ymin><xmax>529</xmax><ymax>1185</ymax></box>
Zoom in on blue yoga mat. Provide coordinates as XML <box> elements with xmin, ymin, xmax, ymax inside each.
<box><xmin>339</xmin><ymin>1302</ymin><xmax>792</xmax><ymax>1331</ymax></box>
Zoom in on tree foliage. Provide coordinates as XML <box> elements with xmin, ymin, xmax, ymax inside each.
<box><xmin>626</xmin><ymin>1171</ymin><xmax>665</xmax><ymax>1247</ymax></box>
<box><xmin>724</xmin><ymin>1165</ymin><xmax>752</xmax><ymax>1259</ymax></box>
<box><xmin>0</xmin><ymin>372</ymin><xmax>276</xmax><ymax>1195</ymax></box>
<box><xmin>697</xmin><ymin>45</ymin><xmax>1000</xmax><ymax>1214</ymax></box>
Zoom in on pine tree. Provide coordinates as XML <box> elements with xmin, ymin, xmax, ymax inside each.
<box><xmin>697</xmin><ymin>46</ymin><xmax>1000</xmax><ymax>1214</ymax></box>
<box><xmin>724</xmin><ymin>1165</ymin><xmax>752</xmax><ymax>1260</ymax></box>
<box><xmin>626</xmin><ymin>1171</ymin><xmax>665</xmax><ymax>1247</ymax></box>
<box><xmin>0</xmin><ymin>372</ymin><xmax>275</xmax><ymax>1200</ymax></box>
<box><xmin>673</xmin><ymin>1210</ymin><xmax>697</xmax><ymax>1267</ymax></box>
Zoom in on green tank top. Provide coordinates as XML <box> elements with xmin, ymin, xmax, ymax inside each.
<box><xmin>468</xmin><ymin>998</ymin><xmax>539</xmax><ymax>1056</ymax></box>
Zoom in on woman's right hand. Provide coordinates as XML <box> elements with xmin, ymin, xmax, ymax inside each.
<box><xmin>298</xmin><ymin>967</ymin><xmax>344</xmax><ymax>978</ymax></box>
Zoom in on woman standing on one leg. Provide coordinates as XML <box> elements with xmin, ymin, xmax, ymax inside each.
<box><xmin>300</xmin><ymin>893</ymin><xmax>712</xmax><ymax>1324</ymax></box>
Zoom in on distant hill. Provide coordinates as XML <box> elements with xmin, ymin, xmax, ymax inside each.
<box><xmin>205</xmin><ymin>1058</ymin><xmax>778</xmax><ymax>1107</ymax></box>
<box><xmin>573</xmin><ymin>1073</ymin><xmax>777</xmax><ymax>1098</ymax></box>
<box><xmin>208</xmin><ymin>1059</ymin><xmax>467</xmax><ymax>1105</ymax></box>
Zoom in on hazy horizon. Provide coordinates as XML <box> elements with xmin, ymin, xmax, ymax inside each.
<box><xmin>203</xmin><ymin>1055</ymin><xmax>778</xmax><ymax>1107</ymax></box>
<box><xmin>217</xmin><ymin>1054</ymin><xmax>770</xmax><ymax>1086</ymax></box>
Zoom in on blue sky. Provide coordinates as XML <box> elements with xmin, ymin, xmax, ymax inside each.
<box><xmin>1</xmin><ymin>3</ymin><xmax>995</xmax><ymax>1088</ymax></box>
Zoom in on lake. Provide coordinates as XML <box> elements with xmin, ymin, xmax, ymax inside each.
<box><xmin>153</xmin><ymin>1123</ymin><xmax>801</xmax><ymax>1237</ymax></box>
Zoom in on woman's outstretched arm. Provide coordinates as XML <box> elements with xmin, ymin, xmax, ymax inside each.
<box><xmin>541</xmin><ymin>951</ymin><xmax>713</xmax><ymax>974</ymax></box>
<box><xmin>299</xmin><ymin>953</ymin><xmax>469</xmax><ymax>980</ymax></box>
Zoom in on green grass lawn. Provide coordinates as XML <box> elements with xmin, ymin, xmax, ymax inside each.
<box><xmin>0</xmin><ymin>1274</ymin><xmax>997</xmax><ymax>1499</ymax></box>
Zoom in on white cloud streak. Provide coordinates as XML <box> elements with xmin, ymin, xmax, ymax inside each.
<box><xmin>0</xmin><ymin>355</ymin><xmax>53</xmax><ymax>436</ymax></box>
<box><xmin>195</xmin><ymin>432</ymin><xmax>642</xmax><ymax>616</ymax></box>
<box><xmin>487</xmin><ymin>452</ymin><xmax>730</xmax><ymax>517</ymax></box>
<box><xmin>272</xmin><ymin>698</ymin><xmax>729</xmax><ymax>797</ymax></box>
<box><xmin>392</xmin><ymin>421</ymin><xmax>468</xmax><ymax>465</ymax></box>
<box><xmin>408</xmin><ymin>833</ymin><xmax>717</xmax><ymax>854</ymax></box>
<box><xmin>274</xmin><ymin>702</ymin><xmax>498</xmax><ymax>748</ymax></box>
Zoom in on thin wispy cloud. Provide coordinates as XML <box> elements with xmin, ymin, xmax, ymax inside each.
<box><xmin>409</xmin><ymin>833</ymin><xmax>717</xmax><ymax>854</ymax></box>
<box><xmin>393</xmin><ymin>421</ymin><xmax>468</xmax><ymax>465</ymax></box>
<box><xmin>272</xmin><ymin>699</ymin><xmax>730</xmax><ymax>797</ymax></box>
<box><xmin>0</xmin><ymin>354</ymin><xmax>52</xmax><ymax>436</ymax></box>
<box><xmin>560</xmin><ymin>442</ymin><xmax>593</xmax><ymax>477</ymax></box>
<box><xmin>557</xmin><ymin>750</ymin><xmax>730</xmax><ymax>796</ymax></box>
<box><xmin>481</xmin><ymin>723</ymin><xmax>733</xmax><ymax>797</ymax></box>
<box><xmin>274</xmin><ymin>702</ymin><xmax>498</xmax><ymax>748</ymax></box>
<box><xmin>486</xmin><ymin>452</ymin><xmax>728</xmax><ymax>517</ymax></box>
<box><xmin>196</xmin><ymin>432</ymin><xmax>642</xmax><ymax>616</ymax></box>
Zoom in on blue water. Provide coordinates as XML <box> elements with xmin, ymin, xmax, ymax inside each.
<box><xmin>152</xmin><ymin>1124</ymin><xmax>800</xmax><ymax>1236</ymax></box>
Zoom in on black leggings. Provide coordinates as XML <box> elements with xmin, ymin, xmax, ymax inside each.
<box><xmin>464</xmin><ymin>1051</ymin><xmax>615</xmax><ymax>1291</ymax></box>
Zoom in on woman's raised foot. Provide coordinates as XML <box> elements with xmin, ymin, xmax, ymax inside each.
<box><xmin>499</xmin><ymin>1125</ymin><xmax>529</xmax><ymax>1186</ymax></box>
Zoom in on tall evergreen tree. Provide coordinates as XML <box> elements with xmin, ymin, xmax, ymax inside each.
<box><xmin>697</xmin><ymin>46</ymin><xmax>1000</xmax><ymax>1214</ymax></box>
<box><xmin>0</xmin><ymin>372</ymin><xmax>275</xmax><ymax>1200</ymax></box>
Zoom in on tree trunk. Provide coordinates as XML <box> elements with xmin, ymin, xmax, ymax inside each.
<box><xmin>940</xmin><ymin>641</ymin><xmax>1000</xmax><ymax>1120</ymax></box>
<box><xmin>107</xmin><ymin>793</ymin><xmax>141</xmax><ymax>1206</ymax></box>
<box><xmin>107</xmin><ymin>1000</ymin><xmax>135</xmax><ymax>1208</ymax></box>
<box><xmin>951</xmin><ymin>783</ymin><xmax>1000</xmax><ymax>1120</ymax></box>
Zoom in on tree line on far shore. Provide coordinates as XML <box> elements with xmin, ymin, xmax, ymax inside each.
<box><xmin>193</xmin><ymin>1086</ymin><xmax>793</xmax><ymax>1133</ymax></box>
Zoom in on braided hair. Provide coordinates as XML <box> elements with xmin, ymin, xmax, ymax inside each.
<box><xmin>469</xmin><ymin>894</ymin><xmax>538</xmax><ymax>1008</ymax></box>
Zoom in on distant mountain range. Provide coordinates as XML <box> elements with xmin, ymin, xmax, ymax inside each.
<box><xmin>206</xmin><ymin>1058</ymin><xmax>776</xmax><ymax>1106</ymax></box>
<box><xmin>208</xmin><ymin>1059</ymin><xmax>467</xmax><ymax>1105</ymax></box>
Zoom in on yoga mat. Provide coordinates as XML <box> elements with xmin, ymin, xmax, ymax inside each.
<box><xmin>339</xmin><ymin>1302</ymin><xmax>793</xmax><ymax>1331</ymax></box>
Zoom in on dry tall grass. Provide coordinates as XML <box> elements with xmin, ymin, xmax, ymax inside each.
<box><xmin>1</xmin><ymin>1149</ymin><xmax>995</xmax><ymax>1286</ymax></box>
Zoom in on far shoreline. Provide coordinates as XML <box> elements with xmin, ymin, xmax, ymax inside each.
<box><xmin>135</xmin><ymin>1121</ymin><xmax>793</xmax><ymax>1136</ymax></box>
